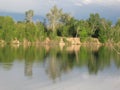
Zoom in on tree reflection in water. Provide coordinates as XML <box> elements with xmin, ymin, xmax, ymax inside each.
<box><xmin>0</xmin><ymin>45</ymin><xmax>120</xmax><ymax>80</ymax></box>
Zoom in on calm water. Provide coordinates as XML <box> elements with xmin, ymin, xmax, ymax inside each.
<box><xmin>0</xmin><ymin>45</ymin><xmax>120</xmax><ymax>90</ymax></box>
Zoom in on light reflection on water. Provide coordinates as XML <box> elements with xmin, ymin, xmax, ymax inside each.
<box><xmin>0</xmin><ymin>45</ymin><xmax>120</xmax><ymax>90</ymax></box>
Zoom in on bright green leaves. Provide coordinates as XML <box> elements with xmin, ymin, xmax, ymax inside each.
<box><xmin>0</xmin><ymin>16</ymin><xmax>15</xmax><ymax>42</ymax></box>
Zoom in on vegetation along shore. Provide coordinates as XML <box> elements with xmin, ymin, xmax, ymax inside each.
<box><xmin>0</xmin><ymin>6</ymin><xmax>120</xmax><ymax>46</ymax></box>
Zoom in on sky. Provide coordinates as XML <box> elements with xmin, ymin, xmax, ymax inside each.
<box><xmin>0</xmin><ymin>0</ymin><xmax>120</xmax><ymax>22</ymax></box>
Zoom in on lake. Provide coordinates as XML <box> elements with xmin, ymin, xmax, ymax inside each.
<box><xmin>0</xmin><ymin>45</ymin><xmax>120</xmax><ymax>90</ymax></box>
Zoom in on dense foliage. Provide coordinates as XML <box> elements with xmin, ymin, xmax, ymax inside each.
<box><xmin>0</xmin><ymin>6</ymin><xmax>120</xmax><ymax>43</ymax></box>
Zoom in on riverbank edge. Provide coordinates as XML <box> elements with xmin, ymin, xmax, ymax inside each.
<box><xmin>0</xmin><ymin>37</ymin><xmax>119</xmax><ymax>47</ymax></box>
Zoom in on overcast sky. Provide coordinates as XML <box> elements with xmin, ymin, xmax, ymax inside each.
<box><xmin>0</xmin><ymin>0</ymin><xmax>120</xmax><ymax>22</ymax></box>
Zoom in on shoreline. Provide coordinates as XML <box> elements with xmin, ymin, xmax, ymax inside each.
<box><xmin>0</xmin><ymin>37</ymin><xmax>118</xmax><ymax>47</ymax></box>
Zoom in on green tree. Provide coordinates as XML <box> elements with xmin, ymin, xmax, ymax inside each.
<box><xmin>116</xmin><ymin>18</ymin><xmax>120</xmax><ymax>27</ymax></box>
<box><xmin>0</xmin><ymin>16</ymin><xmax>5</xmax><ymax>38</ymax></box>
<box><xmin>24</xmin><ymin>22</ymin><xmax>36</xmax><ymax>41</ymax></box>
<box><xmin>15</xmin><ymin>22</ymin><xmax>26</xmax><ymax>41</ymax></box>
<box><xmin>36</xmin><ymin>21</ymin><xmax>46</xmax><ymax>40</ymax></box>
<box><xmin>74</xmin><ymin>20</ymin><xmax>89</xmax><ymax>38</ymax></box>
<box><xmin>112</xmin><ymin>19</ymin><xmax>120</xmax><ymax>43</ymax></box>
<box><xmin>98</xmin><ymin>18</ymin><xmax>112</xmax><ymax>43</ymax></box>
<box><xmin>1</xmin><ymin>16</ymin><xmax>15</xmax><ymax>42</ymax></box>
<box><xmin>60</xmin><ymin>13</ymin><xmax>72</xmax><ymax>25</ymax></box>
<box><xmin>88</xmin><ymin>13</ymin><xmax>101</xmax><ymax>37</ymax></box>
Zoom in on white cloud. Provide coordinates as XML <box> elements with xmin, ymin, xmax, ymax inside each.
<box><xmin>74</xmin><ymin>2</ymin><xmax>82</xmax><ymax>7</ymax></box>
<box><xmin>0</xmin><ymin>0</ymin><xmax>56</xmax><ymax>15</ymax></box>
<box><xmin>0</xmin><ymin>0</ymin><xmax>120</xmax><ymax>12</ymax></box>
<box><xmin>82</xmin><ymin>0</ymin><xmax>92</xmax><ymax>5</ymax></box>
<box><xmin>0</xmin><ymin>0</ymin><xmax>39</xmax><ymax>12</ymax></box>
<box><xmin>0</xmin><ymin>0</ymin><xmax>120</xmax><ymax>17</ymax></box>
<box><xmin>73</xmin><ymin>0</ymin><xmax>120</xmax><ymax>7</ymax></box>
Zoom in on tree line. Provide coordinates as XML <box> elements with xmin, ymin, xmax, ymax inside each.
<box><xmin>0</xmin><ymin>5</ymin><xmax>120</xmax><ymax>43</ymax></box>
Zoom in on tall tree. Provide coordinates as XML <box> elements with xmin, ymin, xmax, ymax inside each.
<box><xmin>25</xmin><ymin>10</ymin><xmax>34</xmax><ymax>22</ymax></box>
<box><xmin>88</xmin><ymin>13</ymin><xmax>101</xmax><ymax>37</ymax></box>
<box><xmin>60</xmin><ymin>13</ymin><xmax>72</xmax><ymax>25</ymax></box>
<box><xmin>46</xmin><ymin>5</ymin><xmax>63</xmax><ymax>32</ymax></box>
<box><xmin>2</xmin><ymin>16</ymin><xmax>15</xmax><ymax>41</ymax></box>
<box><xmin>98</xmin><ymin>18</ymin><xmax>112</xmax><ymax>43</ymax></box>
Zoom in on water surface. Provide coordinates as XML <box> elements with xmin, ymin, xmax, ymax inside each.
<box><xmin>0</xmin><ymin>45</ymin><xmax>120</xmax><ymax>90</ymax></box>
